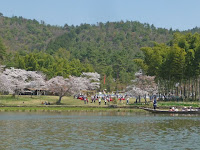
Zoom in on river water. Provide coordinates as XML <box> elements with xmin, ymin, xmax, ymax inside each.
<box><xmin>0</xmin><ymin>111</ymin><xmax>199</xmax><ymax>150</ymax></box>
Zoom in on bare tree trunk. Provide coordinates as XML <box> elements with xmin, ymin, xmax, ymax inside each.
<box><xmin>199</xmin><ymin>79</ymin><xmax>200</xmax><ymax>101</ymax></box>
<box><xmin>12</xmin><ymin>93</ymin><xmax>16</xmax><ymax>98</ymax></box>
<box><xmin>12</xmin><ymin>89</ymin><xmax>19</xmax><ymax>99</ymax></box>
<box><xmin>195</xmin><ymin>78</ymin><xmax>197</xmax><ymax>101</ymax></box>
<box><xmin>144</xmin><ymin>94</ymin><xmax>147</xmax><ymax>104</ymax></box>
<box><xmin>180</xmin><ymin>80</ymin><xmax>182</xmax><ymax>98</ymax></box>
<box><xmin>183</xmin><ymin>81</ymin><xmax>186</xmax><ymax>100</ymax></box>
<box><xmin>164</xmin><ymin>80</ymin><xmax>166</xmax><ymax>97</ymax></box>
<box><xmin>192</xmin><ymin>78</ymin><xmax>194</xmax><ymax>101</ymax></box>
<box><xmin>57</xmin><ymin>95</ymin><xmax>63</xmax><ymax>104</ymax></box>
<box><xmin>188</xmin><ymin>78</ymin><xmax>190</xmax><ymax>99</ymax></box>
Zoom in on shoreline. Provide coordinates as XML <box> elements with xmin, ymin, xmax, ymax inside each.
<box><xmin>0</xmin><ymin>105</ymin><xmax>147</xmax><ymax>113</ymax></box>
<box><xmin>0</xmin><ymin>104</ymin><xmax>199</xmax><ymax>112</ymax></box>
<box><xmin>0</xmin><ymin>95</ymin><xmax>199</xmax><ymax>112</ymax></box>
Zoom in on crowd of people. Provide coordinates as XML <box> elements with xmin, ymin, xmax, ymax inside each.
<box><xmin>76</xmin><ymin>94</ymin><xmax>130</xmax><ymax>105</ymax></box>
<box><xmin>75</xmin><ymin>93</ymin><xmax>159</xmax><ymax>108</ymax></box>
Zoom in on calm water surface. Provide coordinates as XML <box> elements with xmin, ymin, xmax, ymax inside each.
<box><xmin>0</xmin><ymin>111</ymin><xmax>199</xmax><ymax>150</ymax></box>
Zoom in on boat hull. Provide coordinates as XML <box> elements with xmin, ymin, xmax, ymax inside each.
<box><xmin>144</xmin><ymin>108</ymin><xmax>200</xmax><ymax>114</ymax></box>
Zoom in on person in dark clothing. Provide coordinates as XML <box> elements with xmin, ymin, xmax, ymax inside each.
<box><xmin>98</xmin><ymin>97</ymin><xmax>101</xmax><ymax>105</ymax></box>
<box><xmin>153</xmin><ymin>96</ymin><xmax>157</xmax><ymax>109</ymax></box>
<box><xmin>104</xmin><ymin>98</ymin><xmax>107</xmax><ymax>105</ymax></box>
<box><xmin>84</xmin><ymin>97</ymin><xmax>87</xmax><ymax>104</ymax></box>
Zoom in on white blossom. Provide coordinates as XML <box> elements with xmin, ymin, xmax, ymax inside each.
<box><xmin>80</xmin><ymin>72</ymin><xmax>100</xmax><ymax>90</ymax></box>
<box><xmin>69</xmin><ymin>76</ymin><xmax>89</xmax><ymax>94</ymax></box>
<box><xmin>46</xmin><ymin>72</ymin><xmax>100</xmax><ymax>103</ymax></box>
<box><xmin>0</xmin><ymin>74</ymin><xmax>12</xmax><ymax>93</ymax></box>
<box><xmin>46</xmin><ymin>76</ymin><xmax>70</xmax><ymax>96</ymax></box>
<box><xmin>0</xmin><ymin>68</ymin><xmax>45</xmax><ymax>94</ymax></box>
<box><xmin>81</xmin><ymin>72</ymin><xmax>100</xmax><ymax>82</ymax></box>
<box><xmin>126</xmin><ymin>74</ymin><xmax>158</xmax><ymax>97</ymax></box>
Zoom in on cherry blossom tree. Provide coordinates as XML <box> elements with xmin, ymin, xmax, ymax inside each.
<box><xmin>0</xmin><ymin>74</ymin><xmax>12</xmax><ymax>94</ymax></box>
<box><xmin>46</xmin><ymin>72</ymin><xmax>100</xmax><ymax>104</ymax></box>
<box><xmin>69</xmin><ymin>76</ymin><xmax>90</xmax><ymax>94</ymax></box>
<box><xmin>0</xmin><ymin>65</ymin><xmax>5</xmax><ymax>73</ymax></box>
<box><xmin>126</xmin><ymin>71</ymin><xmax>158</xmax><ymax>102</ymax></box>
<box><xmin>0</xmin><ymin>68</ymin><xmax>46</xmax><ymax>97</ymax></box>
<box><xmin>81</xmin><ymin>72</ymin><xmax>100</xmax><ymax>90</ymax></box>
<box><xmin>69</xmin><ymin>73</ymin><xmax>100</xmax><ymax>94</ymax></box>
<box><xmin>46</xmin><ymin>76</ymin><xmax>71</xmax><ymax>104</ymax></box>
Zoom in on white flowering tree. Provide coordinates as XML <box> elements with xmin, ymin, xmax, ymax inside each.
<box><xmin>81</xmin><ymin>72</ymin><xmax>100</xmax><ymax>90</ymax></box>
<box><xmin>46</xmin><ymin>72</ymin><xmax>100</xmax><ymax>104</ymax></box>
<box><xmin>0</xmin><ymin>65</ymin><xmax>5</xmax><ymax>73</ymax></box>
<box><xmin>0</xmin><ymin>74</ymin><xmax>12</xmax><ymax>94</ymax></box>
<box><xmin>69</xmin><ymin>76</ymin><xmax>89</xmax><ymax>94</ymax></box>
<box><xmin>0</xmin><ymin>68</ymin><xmax>46</xmax><ymax>97</ymax></box>
<box><xmin>126</xmin><ymin>73</ymin><xmax>158</xmax><ymax>102</ymax></box>
<box><xmin>46</xmin><ymin>76</ymin><xmax>72</xmax><ymax>104</ymax></box>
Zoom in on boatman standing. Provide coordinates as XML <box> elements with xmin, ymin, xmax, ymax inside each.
<box><xmin>153</xmin><ymin>96</ymin><xmax>157</xmax><ymax>109</ymax></box>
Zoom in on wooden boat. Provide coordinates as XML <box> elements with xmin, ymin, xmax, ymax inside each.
<box><xmin>143</xmin><ymin>108</ymin><xmax>200</xmax><ymax>114</ymax></box>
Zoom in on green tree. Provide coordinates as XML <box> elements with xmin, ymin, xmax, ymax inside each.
<box><xmin>0</xmin><ymin>37</ymin><xmax>6</xmax><ymax>61</ymax></box>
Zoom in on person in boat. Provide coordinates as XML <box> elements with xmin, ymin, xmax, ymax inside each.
<box><xmin>169</xmin><ymin>107</ymin><xmax>174</xmax><ymax>111</ymax></box>
<box><xmin>153</xmin><ymin>96</ymin><xmax>157</xmax><ymax>109</ymax></box>
<box><xmin>182</xmin><ymin>107</ymin><xmax>187</xmax><ymax>111</ymax></box>
<box><xmin>174</xmin><ymin>107</ymin><xmax>178</xmax><ymax>111</ymax></box>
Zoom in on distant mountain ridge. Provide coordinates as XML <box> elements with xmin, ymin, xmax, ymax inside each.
<box><xmin>1</xmin><ymin>14</ymin><xmax>200</xmax><ymax>53</ymax></box>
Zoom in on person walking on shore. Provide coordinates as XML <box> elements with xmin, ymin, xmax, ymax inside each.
<box><xmin>91</xmin><ymin>96</ymin><xmax>94</xmax><ymax>103</ymax></box>
<box><xmin>126</xmin><ymin>97</ymin><xmax>129</xmax><ymax>105</ymax></box>
<box><xmin>153</xmin><ymin>96</ymin><xmax>157</xmax><ymax>109</ymax></box>
<box><xmin>98</xmin><ymin>97</ymin><xmax>101</xmax><ymax>105</ymax></box>
<box><xmin>104</xmin><ymin>98</ymin><xmax>107</xmax><ymax>105</ymax></box>
<box><xmin>84</xmin><ymin>96</ymin><xmax>87</xmax><ymax>104</ymax></box>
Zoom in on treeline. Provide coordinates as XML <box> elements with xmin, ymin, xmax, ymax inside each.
<box><xmin>45</xmin><ymin>21</ymin><xmax>175</xmax><ymax>90</ymax></box>
<box><xmin>136</xmin><ymin>33</ymin><xmax>200</xmax><ymax>100</ymax></box>
<box><xmin>5</xmin><ymin>50</ymin><xmax>94</xmax><ymax>79</ymax></box>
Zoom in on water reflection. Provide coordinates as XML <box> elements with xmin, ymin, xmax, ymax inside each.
<box><xmin>0</xmin><ymin>112</ymin><xmax>199</xmax><ymax>149</ymax></box>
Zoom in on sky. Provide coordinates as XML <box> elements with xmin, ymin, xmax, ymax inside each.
<box><xmin>1</xmin><ymin>0</ymin><xmax>200</xmax><ymax>30</ymax></box>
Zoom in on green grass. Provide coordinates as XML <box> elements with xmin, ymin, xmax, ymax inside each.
<box><xmin>0</xmin><ymin>106</ymin><xmax>147</xmax><ymax>113</ymax></box>
<box><xmin>0</xmin><ymin>95</ymin><xmax>142</xmax><ymax>112</ymax></box>
<box><xmin>157</xmin><ymin>101</ymin><xmax>200</xmax><ymax>108</ymax></box>
<box><xmin>0</xmin><ymin>95</ymin><xmax>199</xmax><ymax>112</ymax></box>
<box><xmin>0</xmin><ymin>95</ymin><xmax>137</xmax><ymax>106</ymax></box>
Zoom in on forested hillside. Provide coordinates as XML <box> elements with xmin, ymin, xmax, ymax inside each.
<box><xmin>45</xmin><ymin>21</ymin><xmax>174</xmax><ymax>88</ymax></box>
<box><xmin>1</xmin><ymin>14</ymin><xmax>198</xmax><ymax>91</ymax></box>
<box><xmin>0</xmin><ymin>14</ymin><xmax>65</xmax><ymax>52</ymax></box>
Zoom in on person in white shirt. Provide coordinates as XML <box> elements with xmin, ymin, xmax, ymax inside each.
<box><xmin>98</xmin><ymin>97</ymin><xmax>101</xmax><ymax>105</ymax></box>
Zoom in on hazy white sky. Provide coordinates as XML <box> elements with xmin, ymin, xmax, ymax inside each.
<box><xmin>1</xmin><ymin>0</ymin><xmax>200</xmax><ymax>30</ymax></box>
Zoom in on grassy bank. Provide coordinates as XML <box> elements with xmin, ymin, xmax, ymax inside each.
<box><xmin>0</xmin><ymin>95</ymin><xmax>199</xmax><ymax>112</ymax></box>
<box><xmin>0</xmin><ymin>95</ymin><xmax>145</xmax><ymax>112</ymax></box>
<box><xmin>157</xmin><ymin>101</ymin><xmax>200</xmax><ymax>108</ymax></box>
<box><xmin>0</xmin><ymin>95</ymin><xmax>135</xmax><ymax>106</ymax></box>
<box><xmin>0</xmin><ymin>106</ymin><xmax>147</xmax><ymax>113</ymax></box>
